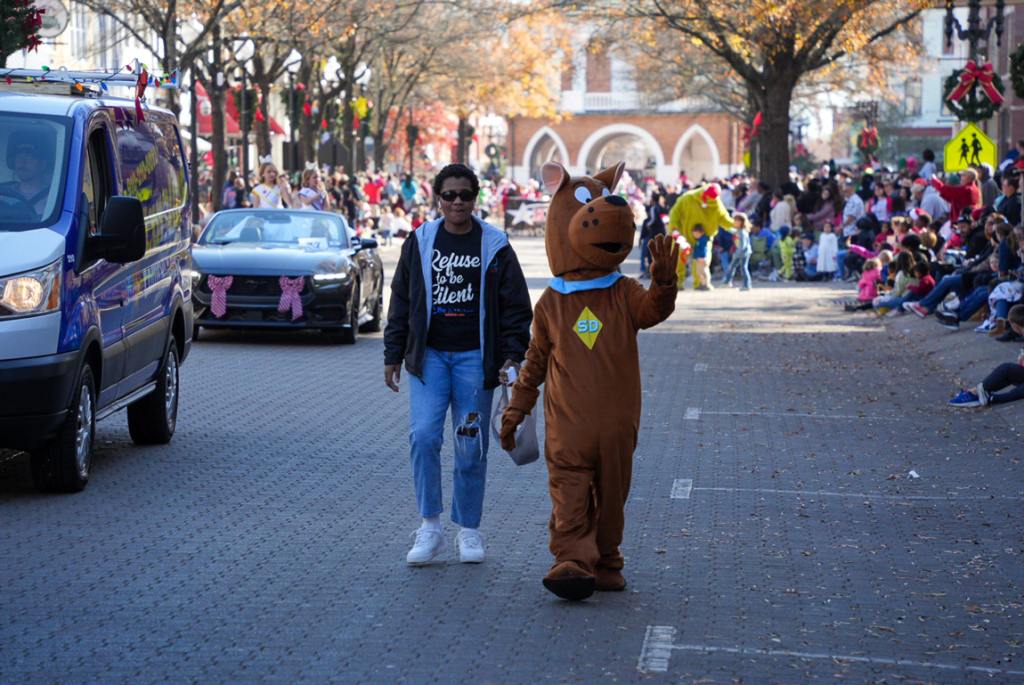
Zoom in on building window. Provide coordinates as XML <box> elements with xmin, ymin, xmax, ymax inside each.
<box><xmin>70</xmin><ymin>2</ymin><xmax>88</xmax><ymax>60</ymax></box>
<box><xmin>904</xmin><ymin>77</ymin><xmax>922</xmax><ymax>118</ymax></box>
<box><xmin>585</xmin><ymin>40</ymin><xmax>611</xmax><ymax>92</ymax></box>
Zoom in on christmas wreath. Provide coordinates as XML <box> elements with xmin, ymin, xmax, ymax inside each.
<box><xmin>1011</xmin><ymin>43</ymin><xmax>1024</xmax><ymax>100</ymax></box>
<box><xmin>856</xmin><ymin>126</ymin><xmax>879</xmax><ymax>154</ymax></box>
<box><xmin>943</xmin><ymin>61</ymin><xmax>1004</xmax><ymax>122</ymax></box>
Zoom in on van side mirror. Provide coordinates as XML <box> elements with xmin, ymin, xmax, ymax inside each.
<box><xmin>360</xmin><ymin>238</ymin><xmax>379</xmax><ymax>250</ymax></box>
<box><xmin>90</xmin><ymin>196</ymin><xmax>146</xmax><ymax>263</ymax></box>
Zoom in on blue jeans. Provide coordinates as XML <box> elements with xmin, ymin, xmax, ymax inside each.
<box><xmin>955</xmin><ymin>285</ymin><xmax>989</xmax><ymax>322</ymax></box>
<box><xmin>718</xmin><ymin>249</ymin><xmax>731</xmax><ymax>278</ymax></box>
<box><xmin>835</xmin><ymin>250</ymin><xmax>848</xmax><ymax>279</ymax></box>
<box><xmin>639</xmin><ymin>235</ymin><xmax>651</xmax><ymax>273</ymax></box>
<box><xmin>724</xmin><ymin>252</ymin><xmax>751</xmax><ymax>288</ymax></box>
<box><xmin>409</xmin><ymin>348</ymin><xmax>495</xmax><ymax>528</ymax></box>
<box><xmin>918</xmin><ymin>273</ymin><xmax>964</xmax><ymax>313</ymax></box>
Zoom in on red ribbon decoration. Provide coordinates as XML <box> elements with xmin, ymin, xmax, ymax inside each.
<box><xmin>134</xmin><ymin>68</ymin><xmax>148</xmax><ymax>122</ymax></box>
<box><xmin>741</xmin><ymin>111</ymin><xmax>763</xmax><ymax>147</ymax></box>
<box><xmin>302</xmin><ymin>100</ymin><xmax>312</xmax><ymax>118</ymax></box>
<box><xmin>947</xmin><ymin>60</ymin><xmax>1004</xmax><ymax>106</ymax></box>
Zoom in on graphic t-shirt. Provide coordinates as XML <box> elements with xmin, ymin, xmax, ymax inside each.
<box><xmin>426</xmin><ymin>223</ymin><xmax>482</xmax><ymax>351</ymax></box>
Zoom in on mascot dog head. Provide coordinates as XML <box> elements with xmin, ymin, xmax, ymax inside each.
<box><xmin>541</xmin><ymin>161</ymin><xmax>634</xmax><ymax>278</ymax></box>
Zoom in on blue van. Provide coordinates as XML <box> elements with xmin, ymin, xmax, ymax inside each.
<box><xmin>0</xmin><ymin>82</ymin><xmax>192</xmax><ymax>492</ymax></box>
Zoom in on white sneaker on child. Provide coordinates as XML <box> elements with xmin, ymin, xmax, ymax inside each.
<box><xmin>407</xmin><ymin>525</ymin><xmax>446</xmax><ymax>565</ymax></box>
<box><xmin>456</xmin><ymin>528</ymin><xmax>485</xmax><ymax>563</ymax></box>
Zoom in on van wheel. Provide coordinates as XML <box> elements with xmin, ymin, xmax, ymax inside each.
<box><xmin>127</xmin><ymin>337</ymin><xmax>180</xmax><ymax>445</ymax></box>
<box><xmin>31</xmin><ymin>364</ymin><xmax>96</xmax><ymax>493</ymax></box>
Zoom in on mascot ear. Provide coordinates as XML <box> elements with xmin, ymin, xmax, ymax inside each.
<box><xmin>541</xmin><ymin>162</ymin><xmax>569</xmax><ymax>195</ymax></box>
<box><xmin>593</xmin><ymin>161</ymin><xmax>625</xmax><ymax>192</ymax></box>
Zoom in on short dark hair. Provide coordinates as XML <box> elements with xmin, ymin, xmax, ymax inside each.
<box><xmin>1008</xmin><ymin>303</ymin><xmax>1024</xmax><ymax>327</ymax></box>
<box><xmin>432</xmin><ymin>164</ymin><xmax>480</xmax><ymax>197</ymax></box>
<box><xmin>1005</xmin><ymin>176</ymin><xmax>1020</xmax><ymax>191</ymax></box>
<box><xmin>923</xmin><ymin>148</ymin><xmax>935</xmax><ymax>162</ymax></box>
<box><xmin>911</xmin><ymin>262</ymin><xmax>930</xmax><ymax>278</ymax></box>
<box><xmin>692</xmin><ymin>223</ymin><xmax>705</xmax><ymax>233</ymax></box>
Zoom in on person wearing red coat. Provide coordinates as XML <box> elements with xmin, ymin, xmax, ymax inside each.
<box><xmin>931</xmin><ymin>170</ymin><xmax>981</xmax><ymax>222</ymax></box>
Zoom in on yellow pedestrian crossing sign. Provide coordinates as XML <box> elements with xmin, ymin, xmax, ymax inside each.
<box><xmin>944</xmin><ymin>123</ymin><xmax>996</xmax><ymax>173</ymax></box>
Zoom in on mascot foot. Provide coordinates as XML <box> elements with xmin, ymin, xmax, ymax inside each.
<box><xmin>595</xmin><ymin>568</ymin><xmax>627</xmax><ymax>592</ymax></box>
<box><xmin>543</xmin><ymin>562</ymin><xmax>596</xmax><ymax>601</ymax></box>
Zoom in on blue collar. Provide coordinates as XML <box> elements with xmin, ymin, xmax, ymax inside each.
<box><xmin>549</xmin><ymin>272</ymin><xmax>624</xmax><ymax>294</ymax></box>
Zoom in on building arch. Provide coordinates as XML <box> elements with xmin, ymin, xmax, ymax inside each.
<box><xmin>576</xmin><ymin>123</ymin><xmax>666</xmax><ymax>177</ymax></box>
<box><xmin>672</xmin><ymin>124</ymin><xmax>722</xmax><ymax>181</ymax></box>
<box><xmin>522</xmin><ymin>126</ymin><xmax>571</xmax><ymax>179</ymax></box>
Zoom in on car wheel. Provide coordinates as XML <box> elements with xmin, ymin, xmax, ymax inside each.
<box><xmin>127</xmin><ymin>336</ymin><xmax>180</xmax><ymax>445</ymax></box>
<box><xmin>31</xmin><ymin>363</ymin><xmax>96</xmax><ymax>493</ymax></box>
<box><xmin>360</xmin><ymin>281</ymin><xmax>383</xmax><ymax>333</ymax></box>
<box><xmin>331</xmin><ymin>284</ymin><xmax>359</xmax><ymax>344</ymax></box>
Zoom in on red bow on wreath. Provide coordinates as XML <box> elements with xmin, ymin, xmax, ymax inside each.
<box><xmin>858</xmin><ymin>126</ymin><xmax>879</xmax><ymax>151</ymax></box>
<box><xmin>947</xmin><ymin>60</ymin><xmax>1004</xmax><ymax>106</ymax></box>
<box><xmin>134</xmin><ymin>68</ymin><xmax>148</xmax><ymax>122</ymax></box>
<box><xmin>741</xmin><ymin>111</ymin><xmax>763</xmax><ymax>147</ymax></box>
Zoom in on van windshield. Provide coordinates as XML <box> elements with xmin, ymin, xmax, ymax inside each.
<box><xmin>0</xmin><ymin>113</ymin><xmax>71</xmax><ymax>232</ymax></box>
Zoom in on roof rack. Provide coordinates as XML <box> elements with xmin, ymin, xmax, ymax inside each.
<box><xmin>0</xmin><ymin>60</ymin><xmax>178</xmax><ymax>96</ymax></box>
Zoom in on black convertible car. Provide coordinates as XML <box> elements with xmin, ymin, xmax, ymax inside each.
<box><xmin>189</xmin><ymin>209</ymin><xmax>384</xmax><ymax>343</ymax></box>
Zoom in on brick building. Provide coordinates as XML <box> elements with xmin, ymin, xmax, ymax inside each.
<box><xmin>507</xmin><ymin>39</ymin><xmax>741</xmax><ymax>186</ymax></box>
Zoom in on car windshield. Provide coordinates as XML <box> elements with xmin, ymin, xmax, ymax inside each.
<box><xmin>0</xmin><ymin>113</ymin><xmax>71</xmax><ymax>232</ymax></box>
<box><xmin>200</xmin><ymin>210</ymin><xmax>353</xmax><ymax>248</ymax></box>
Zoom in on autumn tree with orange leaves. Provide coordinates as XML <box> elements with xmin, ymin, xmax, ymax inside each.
<box><xmin>567</xmin><ymin>0</ymin><xmax>929</xmax><ymax>186</ymax></box>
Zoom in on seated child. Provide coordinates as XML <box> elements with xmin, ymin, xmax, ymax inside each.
<box><xmin>845</xmin><ymin>258</ymin><xmax>882</xmax><ymax>311</ymax></box>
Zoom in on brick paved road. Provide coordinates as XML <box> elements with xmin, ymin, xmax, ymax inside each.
<box><xmin>2</xmin><ymin>237</ymin><xmax>1022</xmax><ymax>684</ymax></box>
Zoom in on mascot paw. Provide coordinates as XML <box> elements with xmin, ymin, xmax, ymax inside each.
<box><xmin>595</xmin><ymin>567</ymin><xmax>627</xmax><ymax>592</ymax></box>
<box><xmin>499</xmin><ymin>409</ymin><xmax>525</xmax><ymax>451</ymax></box>
<box><xmin>543</xmin><ymin>561</ymin><xmax>596</xmax><ymax>601</ymax></box>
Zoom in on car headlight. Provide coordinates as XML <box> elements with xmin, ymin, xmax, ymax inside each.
<box><xmin>313</xmin><ymin>272</ymin><xmax>351</xmax><ymax>285</ymax></box>
<box><xmin>0</xmin><ymin>259</ymin><xmax>61</xmax><ymax>318</ymax></box>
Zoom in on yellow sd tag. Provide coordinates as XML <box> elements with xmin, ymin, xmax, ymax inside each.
<box><xmin>574</xmin><ymin>306</ymin><xmax>602</xmax><ymax>350</ymax></box>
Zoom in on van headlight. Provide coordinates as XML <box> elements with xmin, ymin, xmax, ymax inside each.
<box><xmin>183</xmin><ymin>268</ymin><xmax>202</xmax><ymax>286</ymax></box>
<box><xmin>0</xmin><ymin>260</ymin><xmax>61</xmax><ymax>318</ymax></box>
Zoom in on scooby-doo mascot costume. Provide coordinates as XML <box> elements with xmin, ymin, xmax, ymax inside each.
<box><xmin>500</xmin><ymin>161</ymin><xmax>679</xmax><ymax>601</ymax></box>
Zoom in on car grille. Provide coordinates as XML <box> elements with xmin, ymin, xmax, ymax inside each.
<box><xmin>201</xmin><ymin>275</ymin><xmax>308</xmax><ymax>297</ymax></box>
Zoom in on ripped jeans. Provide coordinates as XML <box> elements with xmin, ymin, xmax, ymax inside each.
<box><xmin>409</xmin><ymin>347</ymin><xmax>494</xmax><ymax>529</ymax></box>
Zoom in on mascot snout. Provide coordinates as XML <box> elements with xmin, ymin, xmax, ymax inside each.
<box><xmin>568</xmin><ymin>195</ymin><xmax>635</xmax><ymax>271</ymax></box>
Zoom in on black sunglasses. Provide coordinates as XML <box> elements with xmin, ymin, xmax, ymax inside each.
<box><xmin>440</xmin><ymin>190</ymin><xmax>475</xmax><ymax>202</ymax></box>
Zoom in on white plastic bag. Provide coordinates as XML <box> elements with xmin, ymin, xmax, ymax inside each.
<box><xmin>490</xmin><ymin>369</ymin><xmax>539</xmax><ymax>466</ymax></box>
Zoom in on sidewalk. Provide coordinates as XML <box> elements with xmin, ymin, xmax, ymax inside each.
<box><xmin>881</xmin><ymin>310</ymin><xmax>1024</xmax><ymax>432</ymax></box>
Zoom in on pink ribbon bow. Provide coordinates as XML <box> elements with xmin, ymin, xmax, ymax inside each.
<box><xmin>207</xmin><ymin>275</ymin><xmax>232</xmax><ymax>318</ymax></box>
<box><xmin>947</xmin><ymin>60</ymin><xmax>1004</xmax><ymax>106</ymax></box>
<box><xmin>278</xmin><ymin>276</ymin><xmax>305</xmax><ymax>320</ymax></box>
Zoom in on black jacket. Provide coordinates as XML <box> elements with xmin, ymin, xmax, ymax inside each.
<box><xmin>384</xmin><ymin>218</ymin><xmax>533</xmax><ymax>389</ymax></box>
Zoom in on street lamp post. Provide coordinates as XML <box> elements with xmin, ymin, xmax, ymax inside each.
<box><xmin>284</xmin><ymin>50</ymin><xmax>302</xmax><ymax>173</ymax></box>
<box><xmin>232</xmin><ymin>38</ymin><xmax>255</xmax><ymax>195</ymax></box>
<box><xmin>944</xmin><ymin>0</ymin><xmax>1006</xmax><ymax>61</ymax></box>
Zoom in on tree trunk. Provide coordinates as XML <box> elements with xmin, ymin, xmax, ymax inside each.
<box><xmin>456</xmin><ymin>116</ymin><xmax>470</xmax><ymax>164</ymax></box>
<box><xmin>754</xmin><ymin>78</ymin><xmax>794</xmax><ymax>190</ymax></box>
<box><xmin>254</xmin><ymin>81</ymin><xmax>272</xmax><ymax>158</ymax></box>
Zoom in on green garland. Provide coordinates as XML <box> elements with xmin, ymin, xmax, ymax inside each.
<box><xmin>1011</xmin><ymin>43</ymin><xmax>1024</xmax><ymax>100</ymax></box>
<box><xmin>943</xmin><ymin>68</ymin><xmax>1005</xmax><ymax>122</ymax></box>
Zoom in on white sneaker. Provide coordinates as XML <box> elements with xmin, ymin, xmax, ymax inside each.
<box><xmin>456</xmin><ymin>528</ymin><xmax>485</xmax><ymax>563</ymax></box>
<box><xmin>974</xmin><ymin>321</ymin><xmax>994</xmax><ymax>333</ymax></box>
<box><xmin>976</xmin><ymin>383</ymin><xmax>990</xmax><ymax>407</ymax></box>
<box><xmin>407</xmin><ymin>526</ymin><xmax>446</xmax><ymax>565</ymax></box>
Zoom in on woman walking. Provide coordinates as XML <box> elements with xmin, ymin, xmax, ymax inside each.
<box><xmin>384</xmin><ymin>164</ymin><xmax>533</xmax><ymax>565</ymax></box>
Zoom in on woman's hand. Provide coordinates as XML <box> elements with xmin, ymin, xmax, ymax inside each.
<box><xmin>385</xmin><ymin>364</ymin><xmax>402</xmax><ymax>392</ymax></box>
<box><xmin>498</xmin><ymin>359</ymin><xmax>519</xmax><ymax>386</ymax></box>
